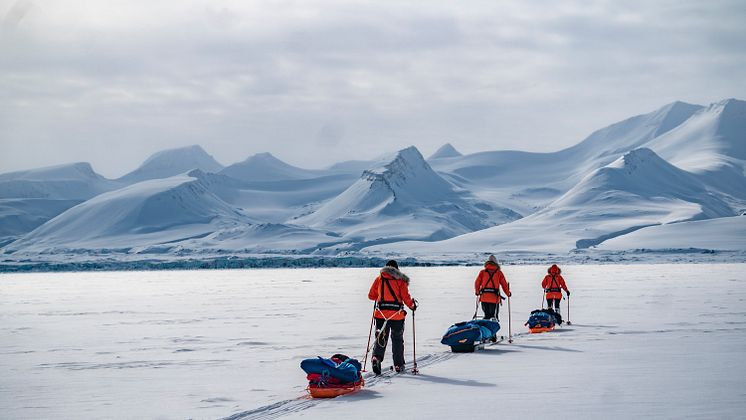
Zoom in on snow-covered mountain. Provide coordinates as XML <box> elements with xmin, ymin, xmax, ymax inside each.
<box><xmin>5</xmin><ymin>172</ymin><xmax>249</xmax><ymax>253</ymax></box>
<box><xmin>295</xmin><ymin>146</ymin><xmax>518</xmax><ymax>250</ymax></box>
<box><xmin>428</xmin><ymin>101</ymin><xmax>709</xmax><ymax>214</ymax></box>
<box><xmin>220</xmin><ymin>152</ymin><xmax>322</xmax><ymax>182</ymax></box>
<box><xmin>0</xmin><ymin>162</ymin><xmax>117</xmax><ymax>200</ymax></box>
<box><xmin>0</xmin><ymin>199</ymin><xmax>81</xmax><ymax>246</ymax></box>
<box><xmin>428</xmin><ymin>143</ymin><xmax>463</xmax><ymax>160</ymax></box>
<box><xmin>118</xmin><ymin>145</ymin><xmax>224</xmax><ymax>183</ymax></box>
<box><xmin>375</xmin><ymin>147</ymin><xmax>735</xmax><ymax>254</ymax></box>
<box><xmin>0</xmin><ymin>162</ymin><xmax>121</xmax><ymax>244</ymax></box>
<box><xmin>2</xmin><ymin>98</ymin><xmax>745</xmax><ymax>262</ymax></box>
<box><xmin>646</xmin><ymin>99</ymin><xmax>746</xmax><ymax>206</ymax></box>
<box><xmin>189</xmin><ymin>170</ymin><xmax>358</xmax><ymax>223</ymax></box>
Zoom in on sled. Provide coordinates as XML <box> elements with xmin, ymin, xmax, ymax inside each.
<box><xmin>525</xmin><ymin>308</ymin><xmax>561</xmax><ymax>333</ymax></box>
<box><xmin>529</xmin><ymin>325</ymin><xmax>555</xmax><ymax>334</ymax></box>
<box><xmin>308</xmin><ymin>378</ymin><xmax>364</xmax><ymax>398</ymax></box>
<box><xmin>441</xmin><ymin>319</ymin><xmax>500</xmax><ymax>353</ymax></box>
<box><xmin>301</xmin><ymin>354</ymin><xmax>364</xmax><ymax>398</ymax></box>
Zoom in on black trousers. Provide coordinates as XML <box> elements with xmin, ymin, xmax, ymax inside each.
<box><xmin>547</xmin><ymin>298</ymin><xmax>560</xmax><ymax>310</ymax></box>
<box><xmin>373</xmin><ymin>318</ymin><xmax>405</xmax><ymax>367</ymax></box>
<box><xmin>481</xmin><ymin>302</ymin><xmax>500</xmax><ymax>320</ymax></box>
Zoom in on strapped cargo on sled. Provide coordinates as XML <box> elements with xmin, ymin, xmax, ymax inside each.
<box><xmin>525</xmin><ymin>308</ymin><xmax>563</xmax><ymax>333</ymax></box>
<box><xmin>300</xmin><ymin>354</ymin><xmax>364</xmax><ymax>398</ymax></box>
<box><xmin>441</xmin><ymin>319</ymin><xmax>501</xmax><ymax>352</ymax></box>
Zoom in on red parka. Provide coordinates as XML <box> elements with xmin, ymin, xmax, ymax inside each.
<box><xmin>542</xmin><ymin>264</ymin><xmax>569</xmax><ymax>300</ymax></box>
<box><xmin>368</xmin><ymin>266</ymin><xmax>415</xmax><ymax>321</ymax></box>
<box><xmin>474</xmin><ymin>262</ymin><xmax>511</xmax><ymax>304</ymax></box>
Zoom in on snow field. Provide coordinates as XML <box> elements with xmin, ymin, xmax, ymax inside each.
<box><xmin>2</xmin><ymin>265</ymin><xmax>745</xmax><ymax>419</ymax></box>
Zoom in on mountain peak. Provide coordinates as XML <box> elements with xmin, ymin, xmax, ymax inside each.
<box><xmin>607</xmin><ymin>148</ymin><xmax>666</xmax><ymax>173</ymax></box>
<box><xmin>429</xmin><ymin>143</ymin><xmax>462</xmax><ymax>159</ymax></box>
<box><xmin>715</xmin><ymin>97</ymin><xmax>746</xmax><ymax>113</ymax></box>
<box><xmin>141</xmin><ymin>145</ymin><xmax>218</xmax><ymax>166</ymax></box>
<box><xmin>245</xmin><ymin>152</ymin><xmax>282</xmax><ymax>163</ymax></box>
<box><xmin>651</xmin><ymin>101</ymin><xmax>703</xmax><ymax>137</ymax></box>
<box><xmin>365</xmin><ymin>146</ymin><xmax>429</xmax><ymax>180</ymax></box>
<box><xmin>0</xmin><ymin>161</ymin><xmax>103</xmax><ymax>182</ymax></box>
<box><xmin>220</xmin><ymin>152</ymin><xmax>318</xmax><ymax>182</ymax></box>
<box><xmin>120</xmin><ymin>145</ymin><xmax>224</xmax><ymax>183</ymax></box>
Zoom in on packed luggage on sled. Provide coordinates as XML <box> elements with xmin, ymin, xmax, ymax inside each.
<box><xmin>300</xmin><ymin>354</ymin><xmax>364</xmax><ymax>398</ymax></box>
<box><xmin>441</xmin><ymin>319</ymin><xmax>501</xmax><ymax>352</ymax></box>
<box><xmin>525</xmin><ymin>308</ymin><xmax>563</xmax><ymax>333</ymax></box>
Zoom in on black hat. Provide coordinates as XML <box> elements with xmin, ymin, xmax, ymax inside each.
<box><xmin>385</xmin><ymin>260</ymin><xmax>399</xmax><ymax>269</ymax></box>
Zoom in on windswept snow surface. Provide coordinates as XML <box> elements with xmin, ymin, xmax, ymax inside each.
<box><xmin>1</xmin><ymin>265</ymin><xmax>745</xmax><ymax>419</ymax></box>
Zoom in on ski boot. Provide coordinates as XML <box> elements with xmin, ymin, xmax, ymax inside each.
<box><xmin>372</xmin><ymin>356</ymin><xmax>382</xmax><ymax>375</ymax></box>
<box><xmin>394</xmin><ymin>365</ymin><xmax>404</xmax><ymax>373</ymax></box>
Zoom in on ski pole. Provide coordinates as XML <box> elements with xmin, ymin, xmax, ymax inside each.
<box><xmin>411</xmin><ymin>304</ymin><xmax>419</xmax><ymax>375</ymax></box>
<box><xmin>567</xmin><ymin>294</ymin><xmax>572</xmax><ymax>325</ymax></box>
<box><xmin>472</xmin><ymin>295</ymin><xmax>480</xmax><ymax>319</ymax></box>
<box><xmin>507</xmin><ymin>292</ymin><xmax>513</xmax><ymax>344</ymax></box>
<box><xmin>362</xmin><ymin>302</ymin><xmax>376</xmax><ymax>372</ymax></box>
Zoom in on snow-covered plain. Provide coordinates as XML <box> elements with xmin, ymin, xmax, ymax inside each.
<box><xmin>2</xmin><ymin>265</ymin><xmax>745</xmax><ymax>419</ymax></box>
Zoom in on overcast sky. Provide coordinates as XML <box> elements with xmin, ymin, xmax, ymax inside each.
<box><xmin>1</xmin><ymin>0</ymin><xmax>745</xmax><ymax>177</ymax></box>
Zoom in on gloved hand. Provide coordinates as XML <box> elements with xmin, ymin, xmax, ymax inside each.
<box><xmin>412</xmin><ymin>299</ymin><xmax>419</xmax><ymax>311</ymax></box>
<box><xmin>566</xmin><ymin>291</ymin><xmax>571</xmax><ymax>297</ymax></box>
<box><xmin>507</xmin><ymin>292</ymin><xmax>512</xmax><ymax>297</ymax></box>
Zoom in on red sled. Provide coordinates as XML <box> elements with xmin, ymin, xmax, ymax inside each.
<box><xmin>529</xmin><ymin>325</ymin><xmax>555</xmax><ymax>333</ymax></box>
<box><xmin>307</xmin><ymin>378</ymin><xmax>364</xmax><ymax>398</ymax></box>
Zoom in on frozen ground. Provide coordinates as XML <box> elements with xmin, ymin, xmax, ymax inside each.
<box><xmin>1</xmin><ymin>265</ymin><xmax>745</xmax><ymax>419</ymax></box>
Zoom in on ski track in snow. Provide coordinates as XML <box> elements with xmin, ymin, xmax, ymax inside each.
<box><xmin>222</xmin><ymin>335</ymin><xmax>520</xmax><ymax>420</ymax></box>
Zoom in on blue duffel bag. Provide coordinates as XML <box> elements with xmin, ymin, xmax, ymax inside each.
<box><xmin>300</xmin><ymin>354</ymin><xmax>362</xmax><ymax>384</ymax></box>
<box><xmin>441</xmin><ymin>319</ymin><xmax>500</xmax><ymax>352</ymax></box>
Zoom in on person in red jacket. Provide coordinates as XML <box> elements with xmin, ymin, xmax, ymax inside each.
<box><xmin>368</xmin><ymin>260</ymin><xmax>417</xmax><ymax>375</ymax></box>
<box><xmin>474</xmin><ymin>255</ymin><xmax>511</xmax><ymax>320</ymax></box>
<box><xmin>542</xmin><ymin>264</ymin><xmax>570</xmax><ymax>313</ymax></box>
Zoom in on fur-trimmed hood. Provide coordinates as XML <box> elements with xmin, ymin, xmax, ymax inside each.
<box><xmin>548</xmin><ymin>264</ymin><xmax>561</xmax><ymax>275</ymax></box>
<box><xmin>380</xmin><ymin>266</ymin><xmax>410</xmax><ymax>284</ymax></box>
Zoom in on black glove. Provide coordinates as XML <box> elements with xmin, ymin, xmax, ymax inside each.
<box><xmin>566</xmin><ymin>291</ymin><xmax>571</xmax><ymax>297</ymax></box>
<box><xmin>411</xmin><ymin>299</ymin><xmax>419</xmax><ymax>311</ymax></box>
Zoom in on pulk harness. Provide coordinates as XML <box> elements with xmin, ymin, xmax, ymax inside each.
<box><xmin>374</xmin><ymin>274</ymin><xmax>405</xmax><ymax>347</ymax></box>
<box><xmin>546</xmin><ymin>274</ymin><xmax>561</xmax><ymax>294</ymax></box>
<box><xmin>377</xmin><ymin>274</ymin><xmax>404</xmax><ymax>312</ymax></box>
<box><xmin>479</xmin><ymin>269</ymin><xmax>500</xmax><ymax>296</ymax></box>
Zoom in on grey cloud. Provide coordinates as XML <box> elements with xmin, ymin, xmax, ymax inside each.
<box><xmin>0</xmin><ymin>1</ymin><xmax>745</xmax><ymax>177</ymax></box>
